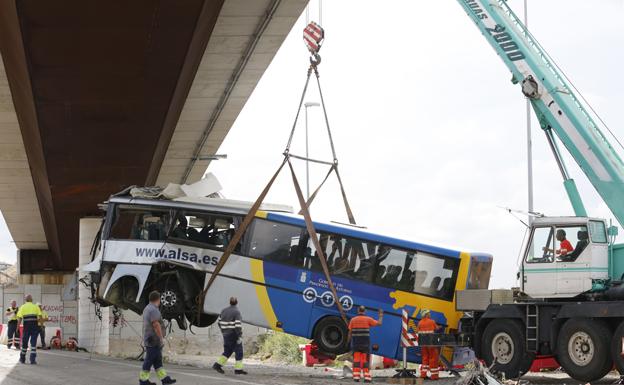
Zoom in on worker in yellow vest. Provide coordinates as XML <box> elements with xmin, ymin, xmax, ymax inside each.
<box><xmin>16</xmin><ymin>294</ymin><xmax>42</xmax><ymax>364</ymax></box>
<box><xmin>37</xmin><ymin>303</ymin><xmax>49</xmax><ymax>349</ymax></box>
<box><xmin>5</xmin><ymin>300</ymin><xmax>19</xmax><ymax>349</ymax></box>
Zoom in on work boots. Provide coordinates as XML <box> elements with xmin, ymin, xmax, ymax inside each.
<box><xmin>161</xmin><ymin>376</ymin><xmax>177</xmax><ymax>384</ymax></box>
<box><xmin>235</xmin><ymin>369</ymin><xmax>248</xmax><ymax>375</ymax></box>
<box><xmin>139</xmin><ymin>381</ymin><xmax>157</xmax><ymax>385</ymax></box>
<box><xmin>212</xmin><ymin>362</ymin><xmax>225</xmax><ymax>374</ymax></box>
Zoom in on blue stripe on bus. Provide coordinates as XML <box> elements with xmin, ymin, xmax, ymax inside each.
<box><xmin>265</xmin><ymin>212</ymin><xmax>462</xmax><ymax>259</ymax></box>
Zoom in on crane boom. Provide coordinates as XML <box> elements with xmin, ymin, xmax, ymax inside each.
<box><xmin>457</xmin><ymin>0</ymin><xmax>624</xmax><ymax>226</ymax></box>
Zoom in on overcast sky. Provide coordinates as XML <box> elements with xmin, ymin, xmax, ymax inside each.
<box><xmin>1</xmin><ymin>0</ymin><xmax>623</xmax><ymax>289</ymax></box>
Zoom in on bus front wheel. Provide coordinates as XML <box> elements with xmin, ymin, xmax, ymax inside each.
<box><xmin>313</xmin><ymin>316</ymin><xmax>349</xmax><ymax>355</ymax></box>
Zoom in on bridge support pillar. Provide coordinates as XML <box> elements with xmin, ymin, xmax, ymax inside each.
<box><xmin>78</xmin><ymin>217</ymin><xmax>109</xmax><ymax>354</ymax></box>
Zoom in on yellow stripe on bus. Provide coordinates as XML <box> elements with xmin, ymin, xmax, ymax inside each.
<box><xmin>389</xmin><ymin>252</ymin><xmax>472</xmax><ymax>331</ymax></box>
<box><xmin>255</xmin><ymin>210</ymin><xmax>268</xmax><ymax>219</ymax></box>
<box><xmin>249</xmin><ymin>258</ymin><xmax>283</xmax><ymax>331</ymax></box>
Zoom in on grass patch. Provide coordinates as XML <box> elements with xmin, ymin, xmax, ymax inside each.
<box><xmin>255</xmin><ymin>331</ymin><xmax>309</xmax><ymax>364</ymax></box>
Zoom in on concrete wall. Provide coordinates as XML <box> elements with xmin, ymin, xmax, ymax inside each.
<box><xmin>1</xmin><ymin>282</ymin><xmax>78</xmax><ymax>341</ymax></box>
<box><xmin>108</xmin><ymin>307</ymin><xmax>266</xmax><ymax>358</ymax></box>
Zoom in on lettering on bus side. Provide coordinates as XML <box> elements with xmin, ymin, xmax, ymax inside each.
<box><xmin>463</xmin><ymin>0</ymin><xmax>488</xmax><ymax>20</ymax></box>
<box><xmin>484</xmin><ymin>24</ymin><xmax>526</xmax><ymax>62</ymax></box>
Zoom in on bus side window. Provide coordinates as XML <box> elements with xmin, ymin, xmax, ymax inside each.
<box><xmin>248</xmin><ymin>219</ymin><xmax>302</xmax><ymax>264</ymax></box>
<box><xmin>374</xmin><ymin>247</ymin><xmax>408</xmax><ymax>290</ymax></box>
<box><xmin>110</xmin><ymin>206</ymin><xmax>170</xmax><ymax>241</ymax></box>
<box><xmin>169</xmin><ymin>211</ymin><xmax>243</xmax><ymax>251</ymax></box>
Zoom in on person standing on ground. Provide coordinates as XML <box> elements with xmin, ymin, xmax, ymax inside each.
<box><xmin>417</xmin><ymin>309</ymin><xmax>440</xmax><ymax>380</ymax></box>
<box><xmin>213</xmin><ymin>297</ymin><xmax>247</xmax><ymax>375</ymax></box>
<box><xmin>5</xmin><ymin>300</ymin><xmax>19</xmax><ymax>349</ymax></box>
<box><xmin>16</xmin><ymin>294</ymin><xmax>41</xmax><ymax>364</ymax></box>
<box><xmin>140</xmin><ymin>291</ymin><xmax>176</xmax><ymax>385</ymax></box>
<box><xmin>37</xmin><ymin>303</ymin><xmax>48</xmax><ymax>349</ymax></box>
<box><xmin>347</xmin><ymin>306</ymin><xmax>383</xmax><ymax>383</ymax></box>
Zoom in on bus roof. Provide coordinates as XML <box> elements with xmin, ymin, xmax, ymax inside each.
<box><xmin>262</xmin><ymin>211</ymin><xmax>481</xmax><ymax>260</ymax></box>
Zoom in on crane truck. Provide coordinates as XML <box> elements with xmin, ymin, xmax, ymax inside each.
<box><xmin>451</xmin><ymin>0</ymin><xmax>624</xmax><ymax>382</ymax></box>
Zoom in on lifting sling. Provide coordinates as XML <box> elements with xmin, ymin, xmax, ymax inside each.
<box><xmin>196</xmin><ymin>22</ymin><xmax>354</xmax><ymax>326</ymax></box>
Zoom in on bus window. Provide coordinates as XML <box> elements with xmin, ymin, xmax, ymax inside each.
<box><xmin>306</xmin><ymin>233</ymin><xmax>377</xmax><ymax>281</ymax></box>
<box><xmin>248</xmin><ymin>219</ymin><xmax>303</xmax><ymax>264</ymax></box>
<box><xmin>170</xmin><ymin>211</ymin><xmax>242</xmax><ymax>251</ymax></box>
<box><xmin>408</xmin><ymin>252</ymin><xmax>459</xmax><ymax>300</ymax></box>
<box><xmin>374</xmin><ymin>247</ymin><xmax>408</xmax><ymax>289</ymax></box>
<box><xmin>467</xmin><ymin>258</ymin><xmax>492</xmax><ymax>289</ymax></box>
<box><xmin>109</xmin><ymin>205</ymin><xmax>170</xmax><ymax>241</ymax></box>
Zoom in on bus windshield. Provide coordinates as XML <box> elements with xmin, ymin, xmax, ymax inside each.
<box><xmin>466</xmin><ymin>256</ymin><xmax>493</xmax><ymax>289</ymax></box>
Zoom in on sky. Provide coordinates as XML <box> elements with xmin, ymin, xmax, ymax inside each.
<box><xmin>0</xmin><ymin>0</ymin><xmax>623</xmax><ymax>290</ymax></box>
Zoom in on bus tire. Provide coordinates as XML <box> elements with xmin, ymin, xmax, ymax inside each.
<box><xmin>557</xmin><ymin>318</ymin><xmax>612</xmax><ymax>382</ymax></box>
<box><xmin>481</xmin><ymin>319</ymin><xmax>533</xmax><ymax>379</ymax></box>
<box><xmin>313</xmin><ymin>316</ymin><xmax>349</xmax><ymax>355</ymax></box>
<box><xmin>611</xmin><ymin>321</ymin><xmax>624</xmax><ymax>374</ymax></box>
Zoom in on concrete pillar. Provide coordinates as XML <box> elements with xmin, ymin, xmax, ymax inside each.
<box><xmin>78</xmin><ymin>217</ymin><xmax>109</xmax><ymax>354</ymax></box>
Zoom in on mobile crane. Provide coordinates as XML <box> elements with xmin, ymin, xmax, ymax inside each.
<box><xmin>452</xmin><ymin>0</ymin><xmax>624</xmax><ymax>382</ymax></box>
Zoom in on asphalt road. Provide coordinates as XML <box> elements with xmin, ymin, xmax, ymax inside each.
<box><xmin>0</xmin><ymin>347</ymin><xmax>619</xmax><ymax>385</ymax></box>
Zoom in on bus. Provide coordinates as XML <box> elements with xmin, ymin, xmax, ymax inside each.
<box><xmin>83</xmin><ymin>192</ymin><xmax>493</xmax><ymax>361</ymax></box>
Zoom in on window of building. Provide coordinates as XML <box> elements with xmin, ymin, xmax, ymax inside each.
<box><xmin>109</xmin><ymin>205</ymin><xmax>171</xmax><ymax>241</ymax></box>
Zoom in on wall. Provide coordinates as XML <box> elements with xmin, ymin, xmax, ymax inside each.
<box><xmin>108</xmin><ymin>307</ymin><xmax>266</xmax><ymax>358</ymax></box>
<box><xmin>1</xmin><ymin>282</ymin><xmax>78</xmax><ymax>341</ymax></box>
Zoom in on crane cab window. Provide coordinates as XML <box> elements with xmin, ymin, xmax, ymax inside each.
<box><xmin>526</xmin><ymin>227</ymin><xmax>555</xmax><ymax>264</ymax></box>
<box><xmin>555</xmin><ymin>225</ymin><xmax>588</xmax><ymax>262</ymax></box>
<box><xmin>588</xmin><ymin>221</ymin><xmax>607</xmax><ymax>243</ymax></box>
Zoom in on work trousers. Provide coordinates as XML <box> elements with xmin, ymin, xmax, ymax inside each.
<box><xmin>7</xmin><ymin>320</ymin><xmax>18</xmax><ymax>348</ymax></box>
<box><xmin>39</xmin><ymin>326</ymin><xmax>46</xmax><ymax>348</ymax></box>
<box><xmin>140</xmin><ymin>346</ymin><xmax>169</xmax><ymax>385</ymax></box>
<box><xmin>420</xmin><ymin>346</ymin><xmax>440</xmax><ymax>380</ymax></box>
<box><xmin>20</xmin><ymin>323</ymin><xmax>38</xmax><ymax>363</ymax></box>
<box><xmin>217</xmin><ymin>333</ymin><xmax>243</xmax><ymax>369</ymax></box>
<box><xmin>352</xmin><ymin>351</ymin><xmax>371</xmax><ymax>382</ymax></box>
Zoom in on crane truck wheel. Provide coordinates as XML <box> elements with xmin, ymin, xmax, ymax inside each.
<box><xmin>556</xmin><ymin>318</ymin><xmax>612</xmax><ymax>382</ymax></box>
<box><xmin>481</xmin><ymin>319</ymin><xmax>533</xmax><ymax>378</ymax></box>
<box><xmin>609</xmin><ymin>321</ymin><xmax>624</xmax><ymax>374</ymax></box>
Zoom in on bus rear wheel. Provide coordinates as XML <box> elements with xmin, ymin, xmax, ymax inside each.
<box><xmin>481</xmin><ymin>319</ymin><xmax>533</xmax><ymax>379</ymax></box>
<box><xmin>313</xmin><ymin>316</ymin><xmax>349</xmax><ymax>355</ymax></box>
<box><xmin>557</xmin><ymin>318</ymin><xmax>612</xmax><ymax>382</ymax></box>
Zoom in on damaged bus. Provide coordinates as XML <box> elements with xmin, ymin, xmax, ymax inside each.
<box><xmin>83</xmin><ymin>190</ymin><xmax>492</xmax><ymax>361</ymax></box>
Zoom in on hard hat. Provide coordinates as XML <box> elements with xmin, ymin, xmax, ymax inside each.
<box><xmin>421</xmin><ymin>309</ymin><xmax>430</xmax><ymax>316</ymax></box>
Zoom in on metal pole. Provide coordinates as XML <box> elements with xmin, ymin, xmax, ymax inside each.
<box><xmin>319</xmin><ymin>0</ymin><xmax>322</xmax><ymax>25</ymax></box>
<box><xmin>403</xmin><ymin>346</ymin><xmax>407</xmax><ymax>370</ymax></box>
<box><xmin>524</xmin><ymin>0</ymin><xmax>534</xmax><ymax>223</ymax></box>
<box><xmin>305</xmin><ymin>105</ymin><xmax>310</xmax><ymax>200</ymax></box>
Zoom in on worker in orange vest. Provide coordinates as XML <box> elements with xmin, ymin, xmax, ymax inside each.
<box><xmin>347</xmin><ymin>306</ymin><xmax>383</xmax><ymax>383</ymax></box>
<box><xmin>417</xmin><ymin>309</ymin><xmax>440</xmax><ymax>380</ymax></box>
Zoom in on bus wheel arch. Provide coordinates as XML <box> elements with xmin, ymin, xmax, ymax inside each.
<box><xmin>557</xmin><ymin>318</ymin><xmax>612</xmax><ymax>382</ymax></box>
<box><xmin>481</xmin><ymin>318</ymin><xmax>534</xmax><ymax>379</ymax></box>
<box><xmin>312</xmin><ymin>316</ymin><xmax>349</xmax><ymax>355</ymax></box>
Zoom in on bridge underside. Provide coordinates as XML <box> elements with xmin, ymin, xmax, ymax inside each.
<box><xmin>0</xmin><ymin>0</ymin><xmax>306</xmax><ymax>272</ymax></box>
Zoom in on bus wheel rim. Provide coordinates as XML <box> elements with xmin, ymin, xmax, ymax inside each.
<box><xmin>322</xmin><ymin>325</ymin><xmax>342</xmax><ymax>348</ymax></box>
<box><xmin>568</xmin><ymin>331</ymin><xmax>594</xmax><ymax>366</ymax></box>
<box><xmin>491</xmin><ymin>332</ymin><xmax>514</xmax><ymax>365</ymax></box>
<box><xmin>161</xmin><ymin>290</ymin><xmax>177</xmax><ymax>308</ymax></box>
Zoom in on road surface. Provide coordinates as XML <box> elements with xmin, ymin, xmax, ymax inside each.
<box><xmin>0</xmin><ymin>347</ymin><xmax>618</xmax><ymax>385</ymax></box>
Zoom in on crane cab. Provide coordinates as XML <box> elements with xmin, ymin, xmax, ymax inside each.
<box><xmin>520</xmin><ymin>216</ymin><xmax>610</xmax><ymax>298</ymax></box>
